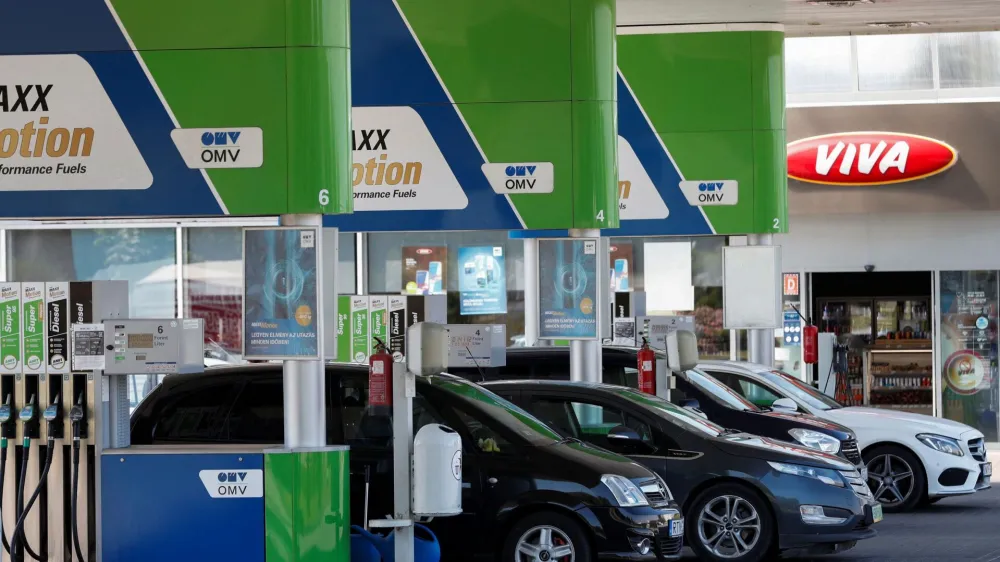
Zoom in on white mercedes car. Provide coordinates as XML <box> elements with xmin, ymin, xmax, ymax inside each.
<box><xmin>697</xmin><ymin>360</ymin><xmax>991</xmax><ymax>513</ymax></box>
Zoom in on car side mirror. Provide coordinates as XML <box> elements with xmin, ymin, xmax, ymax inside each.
<box><xmin>772</xmin><ymin>398</ymin><xmax>798</xmax><ymax>412</ymax></box>
<box><xmin>679</xmin><ymin>398</ymin><xmax>700</xmax><ymax>410</ymax></box>
<box><xmin>607</xmin><ymin>425</ymin><xmax>642</xmax><ymax>442</ymax></box>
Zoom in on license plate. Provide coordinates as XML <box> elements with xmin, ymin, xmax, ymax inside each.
<box><xmin>983</xmin><ymin>462</ymin><xmax>993</xmax><ymax>477</ymax></box>
<box><xmin>669</xmin><ymin>518</ymin><xmax>685</xmax><ymax>537</ymax></box>
<box><xmin>871</xmin><ymin>503</ymin><xmax>883</xmax><ymax>523</ymax></box>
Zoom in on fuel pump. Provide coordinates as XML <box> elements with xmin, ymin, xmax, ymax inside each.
<box><xmin>637</xmin><ymin>337</ymin><xmax>656</xmax><ymax>395</ymax></box>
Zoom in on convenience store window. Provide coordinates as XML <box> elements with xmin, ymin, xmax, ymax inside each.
<box><xmin>367</xmin><ymin>231</ymin><xmax>525</xmax><ymax>342</ymax></box>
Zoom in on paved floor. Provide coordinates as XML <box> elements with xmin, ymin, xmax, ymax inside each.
<box><xmin>683</xmin><ymin>453</ymin><xmax>1000</xmax><ymax>561</ymax></box>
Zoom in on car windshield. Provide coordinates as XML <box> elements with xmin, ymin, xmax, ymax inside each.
<box><xmin>684</xmin><ymin>369</ymin><xmax>760</xmax><ymax>412</ymax></box>
<box><xmin>429</xmin><ymin>375</ymin><xmax>564</xmax><ymax>445</ymax></box>
<box><xmin>758</xmin><ymin>369</ymin><xmax>843</xmax><ymax>411</ymax></box>
<box><xmin>605</xmin><ymin>386</ymin><xmax>726</xmax><ymax>437</ymax></box>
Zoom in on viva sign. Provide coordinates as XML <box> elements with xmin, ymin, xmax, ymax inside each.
<box><xmin>788</xmin><ymin>132</ymin><xmax>958</xmax><ymax>186</ymax></box>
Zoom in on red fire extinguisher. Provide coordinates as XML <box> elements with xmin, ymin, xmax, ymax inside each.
<box><xmin>637</xmin><ymin>337</ymin><xmax>656</xmax><ymax>395</ymax></box>
<box><xmin>369</xmin><ymin>337</ymin><xmax>393</xmax><ymax>407</ymax></box>
<box><xmin>803</xmin><ymin>325</ymin><xmax>819</xmax><ymax>364</ymax></box>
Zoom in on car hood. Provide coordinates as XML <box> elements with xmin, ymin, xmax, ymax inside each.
<box><xmin>541</xmin><ymin>439</ymin><xmax>657</xmax><ymax>481</ymax></box>
<box><xmin>755</xmin><ymin>410</ymin><xmax>853</xmax><ymax>439</ymax></box>
<box><xmin>713</xmin><ymin>433</ymin><xmax>855</xmax><ymax>471</ymax></box>
<box><xmin>825</xmin><ymin>407</ymin><xmax>980</xmax><ymax>439</ymax></box>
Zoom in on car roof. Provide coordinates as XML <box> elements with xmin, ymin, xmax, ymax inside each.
<box><xmin>482</xmin><ymin>379</ymin><xmax>635</xmax><ymax>393</ymax></box>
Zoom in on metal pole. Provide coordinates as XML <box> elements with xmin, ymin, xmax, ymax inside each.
<box><xmin>279</xmin><ymin>214</ymin><xmax>326</xmax><ymax>448</ymax></box>
<box><xmin>569</xmin><ymin>229</ymin><xmax>602</xmax><ymax>383</ymax></box>
<box><xmin>523</xmin><ymin>238</ymin><xmax>539</xmax><ymax>347</ymax></box>
<box><xmin>747</xmin><ymin>233</ymin><xmax>776</xmax><ymax>368</ymax></box>
<box><xmin>392</xmin><ymin>361</ymin><xmax>414</xmax><ymax>562</ymax></box>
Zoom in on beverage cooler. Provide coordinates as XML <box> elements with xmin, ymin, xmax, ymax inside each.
<box><xmin>819</xmin><ymin>297</ymin><xmax>933</xmax><ymax>414</ymax></box>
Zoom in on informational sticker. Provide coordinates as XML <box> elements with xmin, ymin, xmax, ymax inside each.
<box><xmin>451</xmin><ymin>450</ymin><xmax>462</xmax><ymax>481</ymax></box>
<box><xmin>447</xmin><ymin>324</ymin><xmax>506</xmax><ymax>368</ymax></box>
<box><xmin>71</xmin><ymin>323</ymin><xmax>106</xmax><ymax>371</ymax></box>
<box><xmin>199</xmin><ymin>469</ymin><xmax>264</xmax><ymax>499</ymax></box>
<box><xmin>170</xmin><ymin>128</ymin><xmax>264</xmax><ymax>169</ymax></box>
<box><xmin>45</xmin><ymin>282</ymin><xmax>69</xmax><ymax>373</ymax></box>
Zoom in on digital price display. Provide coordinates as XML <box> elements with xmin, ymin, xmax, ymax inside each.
<box><xmin>127</xmin><ymin>333</ymin><xmax>155</xmax><ymax>349</ymax></box>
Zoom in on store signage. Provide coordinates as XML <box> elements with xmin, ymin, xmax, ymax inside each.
<box><xmin>783</xmin><ymin>273</ymin><xmax>800</xmax><ymax>297</ymax></box>
<box><xmin>482</xmin><ymin>162</ymin><xmax>554</xmax><ymax>194</ymax></box>
<box><xmin>787</xmin><ymin>132</ymin><xmax>958</xmax><ymax>186</ymax></box>
<box><xmin>679</xmin><ymin>180</ymin><xmax>739</xmax><ymax>206</ymax></box>
<box><xmin>170</xmin><ymin>128</ymin><xmax>264</xmax><ymax>169</ymax></box>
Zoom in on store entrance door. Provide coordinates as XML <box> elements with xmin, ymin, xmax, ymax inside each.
<box><xmin>811</xmin><ymin>272</ymin><xmax>934</xmax><ymax>415</ymax></box>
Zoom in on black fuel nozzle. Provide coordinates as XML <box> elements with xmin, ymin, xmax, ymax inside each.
<box><xmin>19</xmin><ymin>394</ymin><xmax>39</xmax><ymax>443</ymax></box>
<box><xmin>43</xmin><ymin>395</ymin><xmax>60</xmax><ymax>441</ymax></box>
<box><xmin>69</xmin><ymin>394</ymin><xmax>85</xmax><ymax>446</ymax></box>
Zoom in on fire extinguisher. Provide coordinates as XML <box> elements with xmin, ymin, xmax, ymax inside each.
<box><xmin>803</xmin><ymin>325</ymin><xmax>819</xmax><ymax>364</ymax></box>
<box><xmin>637</xmin><ymin>337</ymin><xmax>656</xmax><ymax>395</ymax></box>
<box><xmin>369</xmin><ymin>337</ymin><xmax>393</xmax><ymax>407</ymax></box>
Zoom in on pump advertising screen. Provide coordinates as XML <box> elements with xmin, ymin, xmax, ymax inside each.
<box><xmin>243</xmin><ymin>227</ymin><xmax>319</xmax><ymax>360</ymax></box>
<box><xmin>538</xmin><ymin>239</ymin><xmax>599</xmax><ymax>339</ymax></box>
<box><xmin>458</xmin><ymin>246</ymin><xmax>507</xmax><ymax>316</ymax></box>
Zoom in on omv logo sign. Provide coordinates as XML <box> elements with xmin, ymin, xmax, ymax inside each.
<box><xmin>482</xmin><ymin>162</ymin><xmax>554</xmax><ymax>194</ymax></box>
<box><xmin>679</xmin><ymin>180</ymin><xmax>739</xmax><ymax>206</ymax></box>
<box><xmin>171</xmin><ymin>127</ymin><xmax>264</xmax><ymax>170</ymax></box>
<box><xmin>199</xmin><ymin>469</ymin><xmax>264</xmax><ymax>499</ymax></box>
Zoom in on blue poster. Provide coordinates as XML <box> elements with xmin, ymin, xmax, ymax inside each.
<box><xmin>243</xmin><ymin>228</ymin><xmax>319</xmax><ymax>359</ymax></box>
<box><xmin>538</xmin><ymin>239</ymin><xmax>599</xmax><ymax>339</ymax></box>
<box><xmin>459</xmin><ymin>246</ymin><xmax>507</xmax><ymax>316</ymax></box>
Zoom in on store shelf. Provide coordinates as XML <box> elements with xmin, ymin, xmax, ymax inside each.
<box><xmin>870</xmin><ymin>387</ymin><xmax>933</xmax><ymax>392</ymax></box>
<box><xmin>870</xmin><ymin>372</ymin><xmax>932</xmax><ymax>377</ymax></box>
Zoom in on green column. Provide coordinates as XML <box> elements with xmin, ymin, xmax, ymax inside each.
<box><xmin>264</xmin><ymin>447</ymin><xmax>350</xmax><ymax>562</ymax></box>
<box><xmin>396</xmin><ymin>0</ymin><xmax>619</xmax><ymax>230</ymax></box>
<box><xmin>617</xmin><ymin>27</ymin><xmax>788</xmax><ymax>235</ymax></box>
<box><xmin>109</xmin><ymin>0</ymin><xmax>353</xmax><ymax>216</ymax></box>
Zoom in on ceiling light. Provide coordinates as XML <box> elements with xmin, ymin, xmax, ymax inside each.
<box><xmin>808</xmin><ymin>0</ymin><xmax>874</xmax><ymax>6</ymax></box>
<box><xmin>867</xmin><ymin>21</ymin><xmax>930</xmax><ymax>29</ymax></box>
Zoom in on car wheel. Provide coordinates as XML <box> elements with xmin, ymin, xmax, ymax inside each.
<box><xmin>501</xmin><ymin>511</ymin><xmax>591</xmax><ymax>562</ymax></box>
<box><xmin>687</xmin><ymin>483</ymin><xmax>775</xmax><ymax>562</ymax></box>
<box><xmin>864</xmin><ymin>445</ymin><xmax>927</xmax><ymax>512</ymax></box>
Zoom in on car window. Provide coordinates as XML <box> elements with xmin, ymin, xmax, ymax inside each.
<box><xmin>527</xmin><ymin>398</ymin><xmax>581</xmax><ymax>438</ymax></box>
<box><xmin>622</xmin><ymin>367</ymin><xmax>639</xmax><ymax>389</ymax></box>
<box><xmin>341</xmin><ymin>374</ymin><xmax>448</xmax><ymax>448</ymax></box>
<box><xmin>606</xmin><ymin>387</ymin><xmax>726</xmax><ymax>437</ymax></box>
<box><xmin>530</xmin><ymin>397</ymin><xmax>652</xmax><ymax>450</ymax></box>
<box><xmin>228</xmin><ymin>380</ymin><xmax>283</xmax><ymax>443</ymax></box>
<box><xmin>684</xmin><ymin>369</ymin><xmax>758</xmax><ymax>411</ymax></box>
<box><xmin>452</xmin><ymin>407</ymin><xmax>514</xmax><ymax>454</ymax></box>
<box><xmin>152</xmin><ymin>382</ymin><xmax>236</xmax><ymax>443</ymax></box>
<box><xmin>759</xmin><ymin>369</ymin><xmax>843</xmax><ymax>411</ymax></box>
<box><xmin>602</xmin><ymin>365</ymin><xmax>628</xmax><ymax>386</ymax></box>
<box><xmin>732</xmin><ymin>376</ymin><xmax>782</xmax><ymax>408</ymax></box>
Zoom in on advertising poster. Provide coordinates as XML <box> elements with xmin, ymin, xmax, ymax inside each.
<box><xmin>22</xmin><ymin>282</ymin><xmax>46</xmax><ymax>372</ymax></box>
<box><xmin>243</xmin><ymin>228</ymin><xmax>319</xmax><ymax>359</ymax></box>
<box><xmin>458</xmin><ymin>246</ymin><xmax>507</xmax><ymax>316</ymax></box>
<box><xmin>939</xmin><ymin>271</ymin><xmax>999</xmax><ymax>441</ymax></box>
<box><xmin>0</xmin><ymin>284</ymin><xmax>20</xmax><ymax>373</ymax></box>
<box><xmin>610</xmin><ymin>243</ymin><xmax>633</xmax><ymax>292</ymax></box>
<box><xmin>538</xmin><ymin>239</ymin><xmax>599</xmax><ymax>339</ymax></box>
<box><xmin>402</xmin><ymin>246</ymin><xmax>447</xmax><ymax>295</ymax></box>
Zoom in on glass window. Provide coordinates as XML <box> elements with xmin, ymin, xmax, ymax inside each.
<box><xmin>685</xmin><ymin>369</ymin><xmax>756</xmax><ymax>411</ymax></box>
<box><xmin>185</xmin><ymin>227</ymin><xmax>242</xmax><ymax>361</ymax></box>
<box><xmin>759</xmin><ymin>369</ymin><xmax>843</xmax><ymax>411</ymax></box>
<box><xmin>152</xmin><ymin>383</ymin><xmax>235</xmax><ymax>443</ymax></box>
<box><xmin>453</xmin><ymin>407</ymin><xmax>513</xmax><ymax>454</ymax></box>
<box><xmin>341</xmin><ymin>374</ymin><xmax>447</xmax><ymax>447</ymax></box>
<box><xmin>367</xmin><ymin>231</ymin><xmax>525</xmax><ymax>343</ymax></box>
<box><xmin>608</xmin><ymin>386</ymin><xmax>725</xmax><ymax>437</ymax></box>
<box><xmin>733</xmin><ymin>376</ymin><xmax>782</xmax><ymax>408</ymax></box>
<box><xmin>857</xmin><ymin>34</ymin><xmax>934</xmax><ymax>91</ymax></box>
<box><xmin>785</xmin><ymin>36</ymin><xmax>854</xmax><ymax>94</ymax></box>
<box><xmin>570</xmin><ymin>401</ymin><xmax>653</xmax><ymax>448</ymax></box>
<box><xmin>939</xmin><ymin>32</ymin><xmax>1000</xmax><ymax>89</ymax></box>
<box><xmin>228</xmin><ymin>380</ymin><xmax>284</xmax><ymax>443</ymax></box>
<box><xmin>7</xmin><ymin>228</ymin><xmax>177</xmax><ymax>318</ymax></box>
<box><xmin>939</xmin><ymin>271</ymin><xmax>999</xmax><ymax>441</ymax></box>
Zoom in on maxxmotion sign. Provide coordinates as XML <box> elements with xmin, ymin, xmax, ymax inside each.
<box><xmin>481</xmin><ymin>163</ymin><xmax>554</xmax><ymax>194</ymax></box>
<box><xmin>171</xmin><ymin>127</ymin><xmax>264</xmax><ymax>169</ymax></box>
<box><xmin>0</xmin><ymin>54</ymin><xmax>152</xmax><ymax>191</ymax></box>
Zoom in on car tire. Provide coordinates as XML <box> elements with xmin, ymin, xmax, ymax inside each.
<box><xmin>864</xmin><ymin>444</ymin><xmax>927</xmax><ymax>513</ymax></box>
<box><xmin>687</xmin><ymin>483</ymin><xmax>775</xmax><ymax>562</ymax></box>
<box><xmin>501</xmin><ymin>510</ymin><xmax>592</xmax><ymax>562</ymax></box>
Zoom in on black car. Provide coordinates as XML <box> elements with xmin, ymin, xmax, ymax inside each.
<box><xmin>130</xmin><ymin>364</ymin><xmax>685</xmax><ymax>561</ymax></box>
<box><xmin>454</xmin><ymin>346</ymin><xmax>865</xmax><ymax>471</ymax></box>
<box><xmin>485</xmin><ymin>380</ymin><xmax>881</xmax><ymax>562</ymax></box>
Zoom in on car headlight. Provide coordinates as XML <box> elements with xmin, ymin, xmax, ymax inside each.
<box><xmin>768</xmin><ymin>461</ymin><xmax>845</xmax><ymax>487</ymax></box>
<box><xmin>601</xmin><ymin>475</ymin><xmax>650</xmax><ymax>507</ymax></box>
<box><xmin>789</xmin><ymin>428</ymin><xmax>841</xmax><ymax>454</ymax></box>
<box><xmin>916</xmin><ymin>434</ymin><xmax>964</xmax><ymax>457</ymax></box>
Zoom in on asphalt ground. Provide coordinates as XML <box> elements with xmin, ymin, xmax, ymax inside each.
<box><xmin>683</xmin><ymin>452</ymin><xmax>1000</xmax><ymax>561</ymax></box>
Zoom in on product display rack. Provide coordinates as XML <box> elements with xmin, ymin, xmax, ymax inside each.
<box><xmin>864</xmin><ymin>342</ymin><xmax>934</xmax><ymax>416</ymax></box>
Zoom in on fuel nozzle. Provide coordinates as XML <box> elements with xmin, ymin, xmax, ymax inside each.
<box><xmin>43</xmin><ymin>395</ymin><xmax>60</xmax><ymax>441</ymax></box>
<box><xmin>19</xmin><ymin>394</ymin><xmax>38</xmax><ymax>444</ymax></box>
<box><xmin>0</xmin><ymin>395</ymin><xmax>12</xmax><ymax>447</ymax></box>
<box><xmin>70</xmin><ymin>394</ymin><xmax>85</xmax><ymax>445</ymax></box>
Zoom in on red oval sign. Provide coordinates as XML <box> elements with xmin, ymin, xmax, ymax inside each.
<box><xmin>787</xmin><ymin>132</ymin><xmax>957</xmax><ymax>186</ymax></box>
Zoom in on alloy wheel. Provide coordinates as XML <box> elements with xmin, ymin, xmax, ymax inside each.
<box><xmin>866</xmin><ymin>453</ymin><xmax>915</xmax><ymax>507</ymax></box>
<box><xmin>514</xmin><ymin>525</ymin><xmax>575</xmax><ymax>562</ymax></box>
<box><xmin>697</xmin><ymin>495</ymin><xmax>762</xmax><ymax>559</ymax></box>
